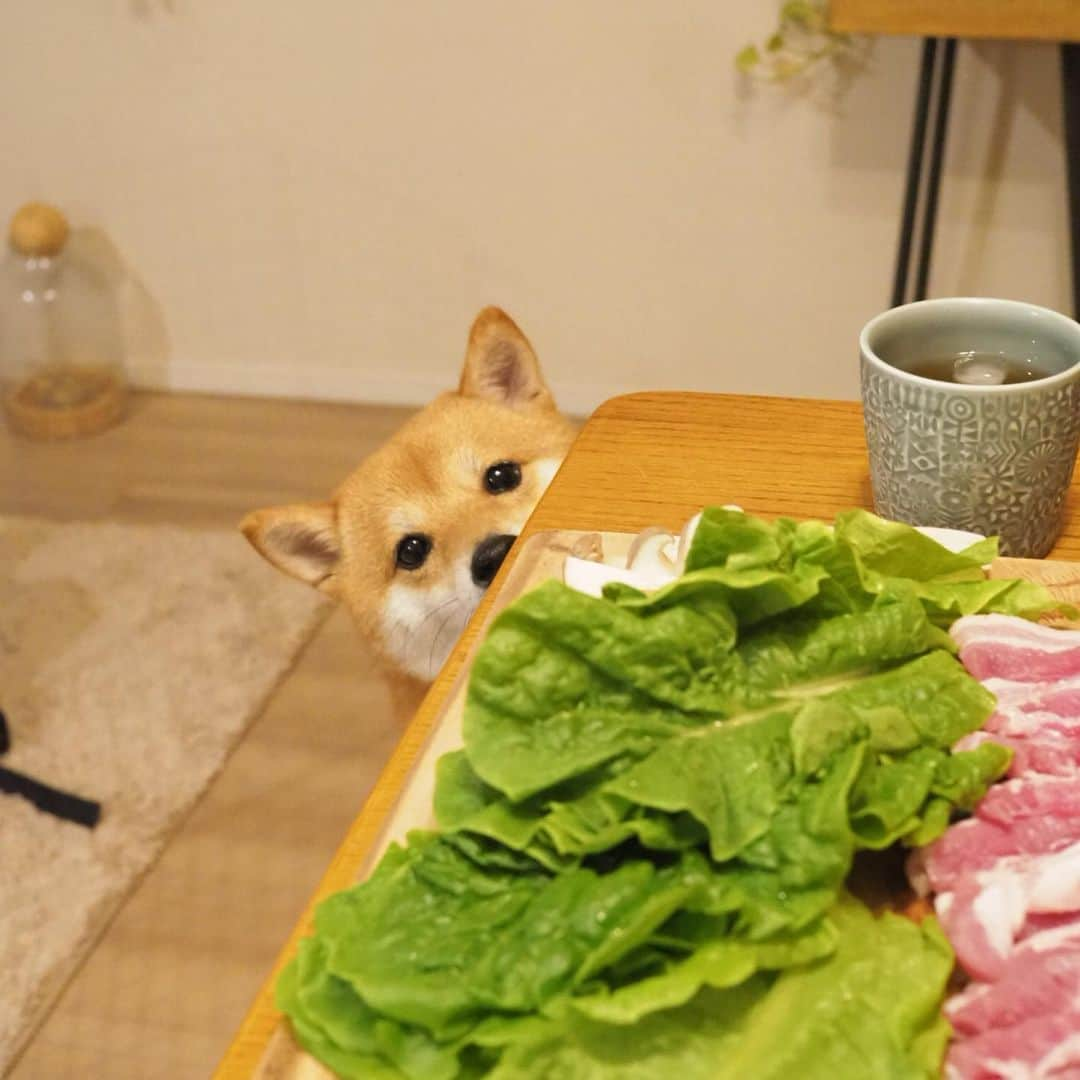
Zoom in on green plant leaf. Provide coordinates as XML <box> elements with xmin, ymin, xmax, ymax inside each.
<box><xmin>735</xmin><ymin>44</ymin><xmax>761</xmax><ymax>71</ymax></box>
<box><xmin>781</xmin><ymin>1</ymin><xmax>824</xmax><ymax>30</ymax></box>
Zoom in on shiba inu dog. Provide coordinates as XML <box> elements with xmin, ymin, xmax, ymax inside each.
<box><xmin>241</xmin><ymin>308</ymin><xmax>576</xmax><ymax>715</ymax></box>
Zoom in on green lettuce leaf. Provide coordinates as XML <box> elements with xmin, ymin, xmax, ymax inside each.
<box><xmin>679</xmin><ymin>506</ymin><xmax>1071</xmax><ymax>624</ymax></box>
<box><xmin>829</xmin><ymin>509</ymin><xmax>1072</xmax><ymax>622</ymax></box>
<box><xmin>277</xmin><ymin>936</ymin><xmax>502</xmax><ymax>1080</ymax></box>
<box><xmin>464</xmin><ymin>586</ymin><xmax>950</xmax><ymax>801</ymax></box>
<box><xmin>487</xmin><ymin>896</ymin><xmax>953</xmax><ymax>1080</ymax></box>
<box><xmin>448</xmin><ymin>650</ymin><xmax>995</xmax><ymax>870</ymax></box>
<box><xmin>312</xmin><ymin>833</ymin><xmax>713</xmax><ymax>1035</ymax></box>
<box><xmin>277</xmin><ymin>940</ymin><xmax>430</xmax><ymax>1080</ymax></box>
<box><xmin>567</xmin><ymin>916</ymin><xmax>837</xmax><ymax>1024</ymax></box>
<box><xmin>832</xmin><ymin>509</ymin><xmax>993</xmax><ymax>580</ymax></box>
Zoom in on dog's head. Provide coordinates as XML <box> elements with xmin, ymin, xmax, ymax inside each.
<box><xmin>241</xmin><ymin>308</ymin><xmax>575</xmax><ymax>683</ymax></box>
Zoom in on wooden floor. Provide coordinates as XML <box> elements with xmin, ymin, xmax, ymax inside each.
<box><xmin>2</xmin><ymin>392</ymin><xmax>417</xmax><ymax>1079</ymax></box>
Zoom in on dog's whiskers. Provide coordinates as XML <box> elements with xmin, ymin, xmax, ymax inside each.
<box><xmin>383</xmin><ymin>614</ymin><xmax>410</xmax><ymax>658</ymax></box>
<box><xmin>428</xmin><ymin>600</ymin><xmax>463</xmax><ymax>677</ymax></box>
<box><xmin>390</xmin><ymin>620</ymin><xmax>410</xmax><ymax>658</ymax></box>
<box><xmin>394</xmin><ymin>595</ymin><xmax>458</xmax><ymax>676</ymax></box>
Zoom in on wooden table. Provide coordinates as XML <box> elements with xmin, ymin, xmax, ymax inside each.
<box><xmin>214</xmin><ymin>391</ymin><xmax>1080</xmax><ymax>1077</ymax></box>
<box><xmin>830</xmin><ymin>0</ymin><xmax>1080</xmax><ymax>41</ymax></box>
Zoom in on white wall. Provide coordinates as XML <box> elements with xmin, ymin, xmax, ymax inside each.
<box><xmin>0</xmin><ymin>2</ymin><xmax>1069</xmax><ymax>415</ymax></box>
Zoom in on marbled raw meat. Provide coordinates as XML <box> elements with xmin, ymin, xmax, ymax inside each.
<box><xmin>956</xmin><ymin>727</ymin><xmax>1080</xmax><ymax>779</ymax></box>
<box><xmin>945</xmin><ymin>920</ymin><xmax>1080</xmax><ymax>1036</ymax></box>
<box><xmin>946</xmin><ymin>1018</ymin><xmax>1080</xmax><ymax>1080</ymax></box>
<box><xmin>931</xmin><ymin>615</ymin><xmax>1080</xmax><ymax>1077</ymax></box>
<box><xmin>914</xmin><ymin>777</ymin><xmax>1080</xmax><ymax>892</ymax></box>
<box><xmin>933</xmin><ymin>840</ymin><xmax>1080</xmax><ymax>980</ymax></box>
<box><xmin>951</xmin><ymin>614</ymin><xmax>1080</xmax><ymax>682</ymax></box>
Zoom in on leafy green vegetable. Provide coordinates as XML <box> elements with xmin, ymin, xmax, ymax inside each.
<box><xmin>315</xmin><ymin>833</ymin><xmax>711</xmax><ymax>1037</ymax></box>
<box><xmin>463</xmin><ymin>588</ymin><xmax>950</xmax><ymax>801</ymax></box>
<box><xmin>488</xmin><ymin>896</ymin><xmax>953</xmax><ymax>1079</ymax></box>
<box><xmin>833</xmin><ymin>510</ymin><xmax>992</xmax><ymax>580</ymax></box>
<box><xmin>277</xmin><ymin>508</ymin><xmax>1064</xmax><ymax>1079</ymax></box>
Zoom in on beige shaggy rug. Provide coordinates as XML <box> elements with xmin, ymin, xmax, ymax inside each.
<box><xmin>0</xmin><ymin>517</ymin><xmax>329</xmax><ymax>1072</ymax></box>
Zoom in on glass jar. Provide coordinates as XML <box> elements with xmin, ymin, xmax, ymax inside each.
<box><xmin>0</xmin><ymin>202</ymin><xmax>128</xmax><ymax>440</ymax></box>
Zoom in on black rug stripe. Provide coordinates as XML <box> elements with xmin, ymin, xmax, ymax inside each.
<box><xmin>0</xmin><ymin>707</ymin><xmax>102</xmax><ymax>828</ymax></box>
<box><xmin>0</xmin><ymin>765</ymin><xmax>102</xmax><ymax>828</ymax></box>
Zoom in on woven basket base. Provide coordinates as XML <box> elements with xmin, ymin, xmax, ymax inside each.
<box><xmin>3</xmin><ymin>367</ymin><xmax>127</xmax><ymax>440</ymax></box>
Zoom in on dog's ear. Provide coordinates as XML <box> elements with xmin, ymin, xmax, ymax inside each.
<box><xmin>240</xmin><ymin>502</ymin><xmax>341</xmax><ymax>593</ymax></box>
<box><xmin>459</xmin><ymin>307</ymin><xmax>556</xmax><ymax>411</ymax></box>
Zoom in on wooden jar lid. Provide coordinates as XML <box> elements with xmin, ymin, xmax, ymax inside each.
<box><xmin>9</xmin><ymin>202</ymin><xmax>69</xmax><ymax>257</ymax></box>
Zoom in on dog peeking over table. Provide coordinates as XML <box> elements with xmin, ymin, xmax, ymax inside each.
<box><xmin>241</xmin><ymin>308</ymin><xmax>576</xmax><ymax>718</ymax></box>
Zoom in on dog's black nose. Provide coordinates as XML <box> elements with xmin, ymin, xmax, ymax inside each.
<box><xmin>471</xmin><ymin>534</ymin><xmax>516</xmax><ymax>588</ymax></box>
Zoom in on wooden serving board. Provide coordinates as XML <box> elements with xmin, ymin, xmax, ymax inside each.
<box><xmin>254</xmin><ymin>533</ymin><xmax>1080</xmax><ymax>1080</ymax></box>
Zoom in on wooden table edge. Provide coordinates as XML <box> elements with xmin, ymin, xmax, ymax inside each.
<box><xmin>590</xmin><ymin>388</ymin><xmax>855</xmax><ymax>417</ymax></box>
<box><xmin>828</xmin><ymin>0</ymin><xmax>1080</xmax><ymax>41</ymax></box>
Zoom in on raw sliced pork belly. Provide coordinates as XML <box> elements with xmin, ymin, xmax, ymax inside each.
<box><xmin>953</xmin><ymin>671</ymin><xmax>1080</xmax><ymax>780</ymax></box>
<box><xmin>919</xmin><ymin>614</ymin><xmax>1080</xmax><ymax>1079</ymax></box>
<box><xmin>932</xmin><ymin>839</ymin><xmax>1080</xmax><ymax>981</ymax></box>
<box><xmin>950</xmin><ymin>614</ymin><xmax>1080</xmax><ymax>682</ymax></box>
<box><xmin>914</xmin><ymin>776</ymin><xmax>1080</xmax><ymax>891</ymax></box>
<box><xmin>956</xmin><ymin>726</ymin><xmax>1080</xmax><ymax>779</ymax></box>
<box><xmin>946</xmin><ymin>1018</ymin><xmax>1080</xmax><ymax>1080</ymax></box>
<box><xmin>981</xmin><ymin>674</ymin><xmax>1080</xmax><ymax>716</ymax></box>
<box><xmin>945</xmin><ymin>920</ymin><xmax>1080</xmax><ymax>1036</ymax></box>
<box><xmin>945</xmin><ymin>922</ymin><xmax>1080</xmax><ymax>1079</ymax></box>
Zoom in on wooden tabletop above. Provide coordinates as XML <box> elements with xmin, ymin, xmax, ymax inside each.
<box><xmin>829</xmin><ymin>0</ymin><xmax>1080</xmax><ymax>42</ymax></box>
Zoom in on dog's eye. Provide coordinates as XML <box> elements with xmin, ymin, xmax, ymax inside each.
<box><xmin>484</xmin><ymin>461</ymin><xmax>522</xmax><ymax>495</ymax></box>
<box><xmin>395</xmin><ymin>533</ymin><xmax>432</xmax><ymax>571</ymax></box>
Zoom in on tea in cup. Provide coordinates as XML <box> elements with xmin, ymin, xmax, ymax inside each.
<box><xmin>860</xmin><ymin>297</ymin><xmax>1080</xmax><ymax>557</ymax></box>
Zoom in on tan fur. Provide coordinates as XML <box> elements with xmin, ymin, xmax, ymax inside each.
<box><xmin>241</xmin><ymin>308</ymin><xmax>575</xmax><ymax>716</ymax></box>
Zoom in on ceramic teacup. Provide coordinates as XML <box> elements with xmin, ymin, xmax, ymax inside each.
<box><xmin>860</xmin><ymin>297</ymin><xmax>1080</xmax><ymax>557</ymax></box>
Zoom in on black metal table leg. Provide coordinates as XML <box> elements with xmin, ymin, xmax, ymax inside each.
<box><xmin>893</xmin><ymin>39</ymin><xmax>938</xmax><ymax>307</ymax></box>
<box><xmin>1062</xmin><ymin>43</ymin><xmax>1080</xmax><ymax>320</ymax></box>
<box><xmin>892</xmin><ymin>38</ymin><xmax>959</xmax><ymax>308</ymax></box>
<box><xmin>896</xmin><ymin>40</ymin><xmax>1077</xmax><ymax>315</ymax></box>
<box><xmin>913</xmin><ymin>38</ymin><xmax>957</xmax><ymax>301</ymax></box>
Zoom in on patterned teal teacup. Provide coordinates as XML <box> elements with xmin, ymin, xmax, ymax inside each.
<box><xmin>860</xmin><ymin>297</ymin><xmax>1080</xmax><ymax>557</ymax></box>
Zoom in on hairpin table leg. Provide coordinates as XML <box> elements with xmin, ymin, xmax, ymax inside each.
<box><xmin>1062</xmin><ymin>43</ymin><xmax>1080</xmax><ymax>320</ymax></box>
<box><xmin>913</xmin><ymin>38</ymin><xmax>957</xmax><ymax>301</ymax></box>
<box><xmin>892</xmin><ymin>37</ymin><xmax>959</xmax><ymax>308</ymax></box>
<box><xmin>893</xmin><ymin>39</ymin><xmax>938</xmax><ymax>308</ymax></box>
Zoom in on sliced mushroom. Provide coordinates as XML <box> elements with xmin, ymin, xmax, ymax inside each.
<box><xmin>626</xmin><ymin>527</ymin><xmax>678</xmax><ymax>574</ymax></box>
<box><xmin>563</xmin><ymin>556</ymin><xmax>665</xmax><ymax>598</ymax></box>
<box><xmin>675</xmin><ymin>511</ymin><xmax>704</xmax><ymax>571</ymax></box>
<box><xmin>914</xmin><ymin>526</ymin><xmax>986</xmax><ymax>554</ymax></box>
